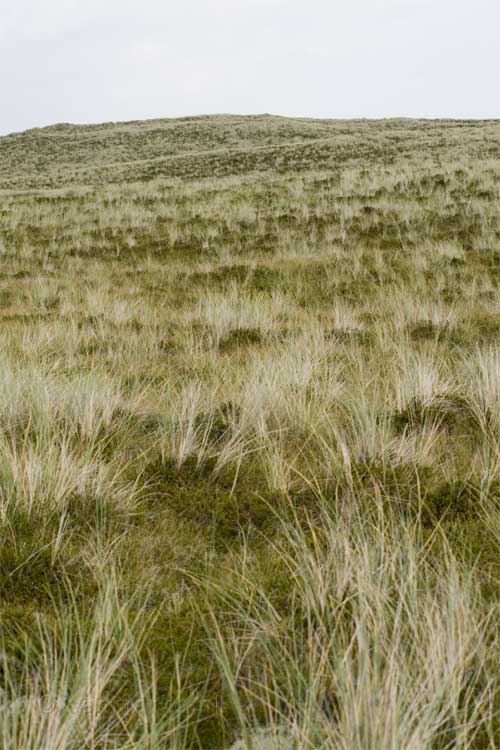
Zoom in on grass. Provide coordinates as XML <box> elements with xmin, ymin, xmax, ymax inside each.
<box><xmin>1</xmin><ymin>114</ymin><xmax>500</xmax><ymax>747</ymax></box>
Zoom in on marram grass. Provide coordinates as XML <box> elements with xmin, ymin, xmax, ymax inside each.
<box><xmin>1</xmin><ymin>115</ymin><xmax>500</xmax><ymax>748</ymax></box>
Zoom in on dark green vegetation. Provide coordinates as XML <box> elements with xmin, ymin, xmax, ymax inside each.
<box><xmin>1</xmin><ymin>116</ymin><xmax>500</xmax><ymax>748</ymax></box>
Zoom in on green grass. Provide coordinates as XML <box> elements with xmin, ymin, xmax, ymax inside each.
<box><xmin>1</xmin><ymin>114</ymin><xmax>500</xmax><ymax>748</ymax></box>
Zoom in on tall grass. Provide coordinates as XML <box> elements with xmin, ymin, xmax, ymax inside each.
<box><xmin>200</xmin><ymin>495</ymin><xmax>500</xmax><ymax>749</ymax></box>
<box><xmin>1</xmin><ymin>116</ymin><xmax>500</xmax><ymax>747</ymax></box>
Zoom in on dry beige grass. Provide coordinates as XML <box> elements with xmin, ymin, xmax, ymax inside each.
<box><xmin>1</xmin><ymin>115</ymin><xmax>500</xmax><ymax>748</ymax></box>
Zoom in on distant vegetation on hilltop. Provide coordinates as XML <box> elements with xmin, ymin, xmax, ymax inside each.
<box><xmin>2</xmin><ymin>115</ymin><xmax>500</xmax><ymax>189</ymax></box>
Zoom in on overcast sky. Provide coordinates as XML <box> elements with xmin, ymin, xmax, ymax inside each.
<box><xmin>1</xmin><ymin>0</ymin><xmax>499</xmax><ymax>135</ymax></box>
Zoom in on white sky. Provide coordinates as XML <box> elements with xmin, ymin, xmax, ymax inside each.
<box><xmin>1</xmin><ymin>0</ymin><xmax>499</xmax><ymax>135</ymax></box>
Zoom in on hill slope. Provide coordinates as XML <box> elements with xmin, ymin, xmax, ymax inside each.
<box><xmin>2</xmin><ymin>114</ymin><xmax>500</xmax><ymax>189</ymax></box>
<box><xmin>1</xmin><ymin>115</ymin><xmax>500</xmax><ymax>749</ymax></box>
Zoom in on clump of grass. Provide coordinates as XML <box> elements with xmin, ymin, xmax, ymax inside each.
<box><xmin>0</xmin><ymin>568</ymin><xmax>194</xmax><ymax>750</ymax></box>
<box><xmin>200</xmin><ymin>498</ymin><xmax>500</xmax><ymax>749</ymax></box>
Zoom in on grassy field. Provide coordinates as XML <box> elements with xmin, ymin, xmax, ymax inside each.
<box><xmin>2</xmin><ymin>114</ymin><xmax>500</xmax><ymax>748</ymax></box>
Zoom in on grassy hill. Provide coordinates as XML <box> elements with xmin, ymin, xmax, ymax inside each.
<box><xmin>2</xmin><ymin>115</ymin><xmax>500</xmax><ymax>748</ymax></box>
<box><xmin>2</xmin><ymin>115</ymin><xmax>500</xmax><ymax>189</ymax></box>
